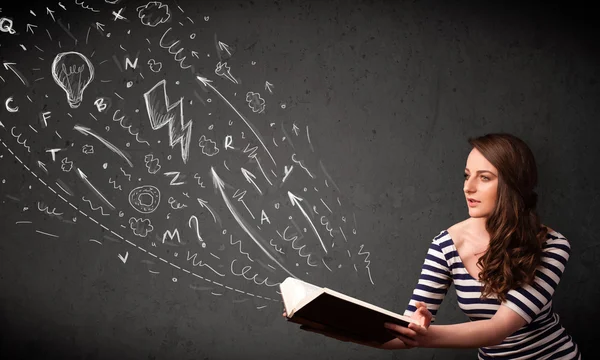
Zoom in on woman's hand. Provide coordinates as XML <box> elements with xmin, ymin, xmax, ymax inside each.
<box><xmin>411</xmin><ymin>301</ymin><xmax>432</xmax><ymax>328</ymax></box>
<box><xmin>383</xmin><ymin>302</ymin><xmax>432</xmax><ymax>348</ymax></box>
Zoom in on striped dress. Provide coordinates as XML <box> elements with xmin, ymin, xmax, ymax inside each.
<box><xmin>403</xmin><ymin>229</ymin><xmax>581</xmax><ymax>359</ymax></box>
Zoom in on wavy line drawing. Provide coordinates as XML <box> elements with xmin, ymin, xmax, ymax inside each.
<box><xmin>269</xmin><ymin>238</ymin><xmax>285</xmax><ymax>254</ymax></box>
<box><xmin>186</xmin><ymin>251</ymin><xmax>225</xmax><ymax>277</ymax></box>
<box><xmin>108</xmin><ymin>177</ymin><xmax>122</xmax><ymax>190</ymax></box>
<box><xmin>120</xmin><ymin>167</ymin><xmax>132</xmax><ymax>181</ymax></box>
<box><xmin>75</xmin><ymin>0</ymin><xmax>100</xmax><ymax>13</ymax></box>
<box><xmin>358</xmin><ymin>244</ymin><xmax>375</xmax><ymax>285</ymax></box>
<box><xmin>10</xmin><ymin>127</ymin><xmax>31</xmax><ymax>152</ymax></box>
<box><xmin>82</xmin><ymin>196</ymin><xmax>109</xmax><ymax>216</ymax></box>
<box><xmin>37</xmin><ymin>201</ymin><xmax>64</xmax><ymax>216</ymax></box>
<box><xmin>113</xmin><ymin>109</ymin><xmax>150</xmax><ymax>145</ymax></box>
<box><xmin>277</xmin><ymin>226</ymin><xmax>318</xmax><ymax>267</ymax></box>
<box><xmin>230</xmin><ymin>234</ymin><xmax>253</xmax><ymax>262</ymax></box>
<box><xmin>0</xmin><ymin>138</ymin><xmax>280</xmax><ymax>303</ymax></box>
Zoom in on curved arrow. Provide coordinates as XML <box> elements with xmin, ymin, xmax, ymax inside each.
<box><xmin>211</xmin><ymin>167</ymin><xmax>296</xmax><ymax>278</ymax></box>
<box><xmin>288</xmin><ymin>191</ymin><xmax>328</xmax><ymax>253</ymax></box>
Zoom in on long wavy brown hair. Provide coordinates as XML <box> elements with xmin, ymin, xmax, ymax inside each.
<box><xmin>468</xmin><ymin>133</ymin><xmax>548</xmax><ymax>302</ymax></box>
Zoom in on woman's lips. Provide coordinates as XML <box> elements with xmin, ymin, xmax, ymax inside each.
<box><xmin>468</xmin><ymin>199</ymin><xmax>480</xmax><ymax>207</ymax></box>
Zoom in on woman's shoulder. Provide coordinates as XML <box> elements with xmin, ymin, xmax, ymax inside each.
<box><xmin>542</xmin><ymin>225</ymin><xmax>571</xmax><ymax>253</ymax></box>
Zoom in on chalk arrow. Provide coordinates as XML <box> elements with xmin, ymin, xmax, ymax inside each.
<box><xmin>118</xmin><ymin>251</ymin><xmax>128</xmax><ymax>263</ymax></box>
<box><xmin>26</xmin><ymin>23</ymin><xmax>37</xmax><ymax>34</ymax></box>
<box><xmin>46</xmin><ymin>7</ymin><xmax>55</xmax><ymax>22</ymax></box>
<box><xmin>211</xmin><ymin>167</ymin><xmax>296</xmax><ymax>278</ymax></box>
<box><xmin>265</xmin><ymin>81</ymin><xmax>274</xmax><ymax>94</ymax></box>
<box><xmin>76</xmin><ymin>168</ymin><xmax>116</xmax><ymax>210</ymax></box>
<box><xmin>292</xmin><ymin>123</ymin><xmax>300</xmax><ymax>136</ymax></box>
<box><xmin>218</xmin><ymin>41</ymin><xmax>232</xmax><ymax>56</ymax></box>
<box><xmin>288</xmin><ymin>191</ymin><xmax>328</xmax><ymax>253</ymax></box>
<box><xmin>196</xmin><ymin>75</ymin><xmax>276</xmax><ymax>166</ymax></box>
<box><xmin>37</xmin><ymin>160</ymin><xmax>48</xmax><ymax>174</ymax></box>
<box><xmin>191</xmin><ymin>50</ymin><xmax>199</xmax><ymax>59</ymax></box>
<box><xmin>3</xmin><ymin>62</ymin><xmax>29</xmax><ymax>87</ymax></box>
<box><xmin>95</xmin><ymin>22</ymin><xmax>105</xmax><ymax>32</ymax></box>
<box><xmin>197</xmin><ymin>197</ymin><xmax>220</xmax><ymax>226</ymax></box>
<box><xmin>240</xmin><ymin>167</ymin><xmax>262</xmax><ymax>195</ymax></box>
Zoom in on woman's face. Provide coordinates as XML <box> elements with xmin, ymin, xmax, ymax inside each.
<box><xmin>464</xmin><ymin>148</ymin><xmax>499</xmax><ymax>219</ymax></box>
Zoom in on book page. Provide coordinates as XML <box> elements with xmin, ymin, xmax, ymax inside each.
<box><xmin>280</xmin><ymin>277</ymin><xmax>323</xmax><ymax>316</ymax></box>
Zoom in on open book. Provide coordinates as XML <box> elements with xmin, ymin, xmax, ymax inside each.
<box><xmin>280</xmin><ymin>277</ymin><xmax>418</xmax><ymax>344</ymax></box>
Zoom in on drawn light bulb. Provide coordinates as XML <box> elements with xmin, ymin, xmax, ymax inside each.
<box><xmin>51</xmin><ymin>51</ymin><xmax>95</xmax><ymax>109</ymax></box>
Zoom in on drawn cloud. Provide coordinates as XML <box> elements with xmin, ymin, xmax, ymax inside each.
<box><xmin>82</xmin><ymin>144</ymin><xmax>94</xmax><ymax>154</ymax></box>
<box><xmin>129</xmin><ymin>217</ymin><xmax>154</xmax><ymax>237</ymax></box>
<box><xmin>144</xmin><ymin>153</ymin><xmax>161</xmax><ymax>174</ymax></box>
<box><xmin>246</xmin><ymin>91</ymin><xmax>265</xmax><ymax>113</ymax></box>
<box><xmin>61</xmin><ymin>157</ymin><xmax>73</xmax><ymax>172</ymax></box>
<box><xmin>199</xmin><ymin>135</ymin><xmax>219</xmax><ymax>156</ymax></box>
<box><xmin>137</xmin><ymin>1</ymin><xmax>171</xmax><ymax>27</ymax></box>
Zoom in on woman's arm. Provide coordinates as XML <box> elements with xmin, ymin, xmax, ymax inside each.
<box><xmin>385</xmin><ymin>303</ymin><xmax>528</xmax><ymax>349</ymax></box>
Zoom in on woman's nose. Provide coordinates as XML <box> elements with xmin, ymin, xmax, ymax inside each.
<box><xmin>464</xmin><ymin>178</ymin><xmax>476</xmax><ymax>193</ymax></box>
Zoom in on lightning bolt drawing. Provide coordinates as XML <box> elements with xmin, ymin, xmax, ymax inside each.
<box><xmin>143</xmin><ymin>80</ymin><xmax>193</xmax><ymax>163</ymax></box>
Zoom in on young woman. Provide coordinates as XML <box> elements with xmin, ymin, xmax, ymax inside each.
<box><xmin>287</xmin><ymin>133</ymin><xmax>581</xmax><ymax>359</ymax></box>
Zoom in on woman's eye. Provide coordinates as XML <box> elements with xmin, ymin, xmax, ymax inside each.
<box><xmin>463</xmin><ymin>174</ymin><xmax>469</xmax><ymax>179</ymax></box>
<box><xmin>481</xmin><ymin>176</ymin><xmax>490</xmax><ymax>181</ymax></box>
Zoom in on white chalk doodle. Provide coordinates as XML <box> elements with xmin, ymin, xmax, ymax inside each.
<box><xmin>217</xmin><ymin>41</ymin><xmax>233</xmax><ymax>56</ymax></box>
<box><xmin>162</xmin><ymin>228</ymin><xmax>181</xmax><ymax>244</ymax></box>
<box><xmin>188</xmin><ymin>215</ymin><xmax>205</xmax><ymax>246</ymax></box>
<box><xmin>82</xmin><ymin>196</ymin><xmax>110</xmax><ymax>216</ymax></box>
<box><xmin>26</xmin><ymin>23</ymin><xmax>37</xmax><ymax>34</ymax></box>
<box><xmin>118</xmin><ymin>251</ymin><xmax>128</xmax><ymax>263</ymax></box>
<box><xmin>288</xmin><ymin>191</ymin><xmax>327</xmax><ymax>253</ymax></box>
<box><xmin>211</xmin><ymin>168</ymin><xmax>296</xmax><ymax>278</ymax></box>
<box><xmin>5</xmin><ymin>97</ymin><xmax>18</xmax><ymax>112</ymax></box>
<box><xmin>108</xmin><ymin>178</ymin><xmax>122</xmax><ymax>190</ymax></box>
<box><xmin>358</xmin><ymin>244</ymin><xmax>374</xmax><ymax>285</ymax></box>
<box><xmin>77</xmin><ymin>169</ymin><xmax>116</xmax><ymax>211</ymax></box>
<box><xmin>112</xmin><ymin>110</ymin><xmax>150</xmax><ymax>146</ymax></box>
<box><xmin>197</xmin><ymin>76</ymin><xmax>276</xmax><ymax>165</ymax></box>
<box><xmin>82</xmin><ymin>144</ymin><xmax>94</xmax><ymax>154</ymax></box>
<box><xmin>0</xmin><ymin>139</ymin><xmax>281</xmax><ymax>303</ymax></box>
<box><xmin>112</xmin><ymin>8</ymin><xmax>127</xmax><ymax>21</ymax></box>
<box><xmin>230</xmin><ymin>259</ymin><xmax>279</xmax><ymax>287</ymax></box>
<box><xmin>51</xmin><ymin>52</ymin><xmax>94</xmax><ymax>108</ymax></box>
<box><xmin>241</xmin><ymin>167</ymin><xmax>262</xmax><ymax>195</ymax></box>
<box><xmin>37</xmin><ymin>201</ymin><xmax>64</xmax><ymax>216</ymax></box>
<box><xmin>129</xmin><ymin>185</ymin><xmax>161</xmax><ymax>213</ymax></box>
<box><xmin>245</xmin><ymin>91</ymin><xmax>265</xmax><ymax>113</ymax></box>
<box><xmin>168</xmin><ymin>196</ymin><xmax>187</xmax><ymax>210</ymax></box>
<box><xmin>61</xmin><ymin>157</ymin><xmax>73</xmax><ymax>172</ymax></box>
<box><xmin>193</xmin><ymin>173</ymin><xmax>206</xmax><ymax>188</ymax></box>
<box><xmin>120</xmin><ymin>167</ymin><xmax>131</xmax><ymax>181</ymax></box>
<box><xmin>215</xmin><ymin>62</ymin><xmax>238</xmax><ymax>84</ymax></box>
<box><xmin>75</xmin><ymin>1</ymin><xmax>100</xmax><ymax>13</ymax></box>
<box><xmin>265</xmin><ymin>81</ymin><xmax>274</xmax><ymax>94</ymax></box>
<box><xmin>4</xmin><ymin>62</ymin><xmax>29</xmax><ymax>86</ymax></box>
<box><xmin>164</xmin><ymin>171</ymin><xmax>186</xmax><ymax>185</ymax></box>
<box><xmin>73</xmin><ymin>124</ymin><xmax>133</xmax><ymax>167</ymax></box>
<box><xmin>0</xmin><ymin>18</ymin><xmax>16</xmax><ymax>34</ymax></box>
<box><xmin>159</xmin><ymin>27</ymin><xmax>193</xmax><ymax>70</ymax></box>
<box><xmin>147</xmin><ymin>59</ymin><xmax>162</xmax><ymax>72</ymax></box>
<box><xmin>129</xmin><ymin>217</ymin><xmax>154</xmax><ymax>237</ymax></box>
<box><xmin>143</xmin><ymin>80</ymin><xmax>193</xmax><ymax>163</ymax></box>
<box><xmin>186</xmin><ymin>251</ymin><xmax>225</xmax><ymax>277</ymax></box>
<box><xmin>10</xmin><ymin>127</ymin><xmax>31</xmax><ymax>152</ymax></box>
<box><xmin>197</xmin><ymin>198</ymin><xmax>220</xmax><ymax>225</ymax></box>
<box><xmin>144</xmin><ymin>154</ymin><xmax>161</xmax><ymax>174</ymax></box>
<box><xmin>137</xmin><ymin>1</ymin><xmax>170</xmax><ymax>27</ymax></box>
<box><xmin>198</xmin><ymin>135</ymin><xmax>219</xmax><ymax>156</ymax></box>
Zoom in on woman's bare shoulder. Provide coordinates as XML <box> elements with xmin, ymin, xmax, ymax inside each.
<box><xmin>446</xmin><ymin>219</ymin><xmax>470</xmax><ymax>243</ymax></box>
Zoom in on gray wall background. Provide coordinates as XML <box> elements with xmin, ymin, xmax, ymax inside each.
<box><xmin>0</xmin><ymin>0</ymin><xmax>597</xmax><ymax>359</ymax></box>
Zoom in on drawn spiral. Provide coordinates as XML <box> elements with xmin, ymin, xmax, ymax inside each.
<box><xmin>128</xmin><ymin>185</ymin><xmax>161</xmax><ymax>214</ymax></box>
